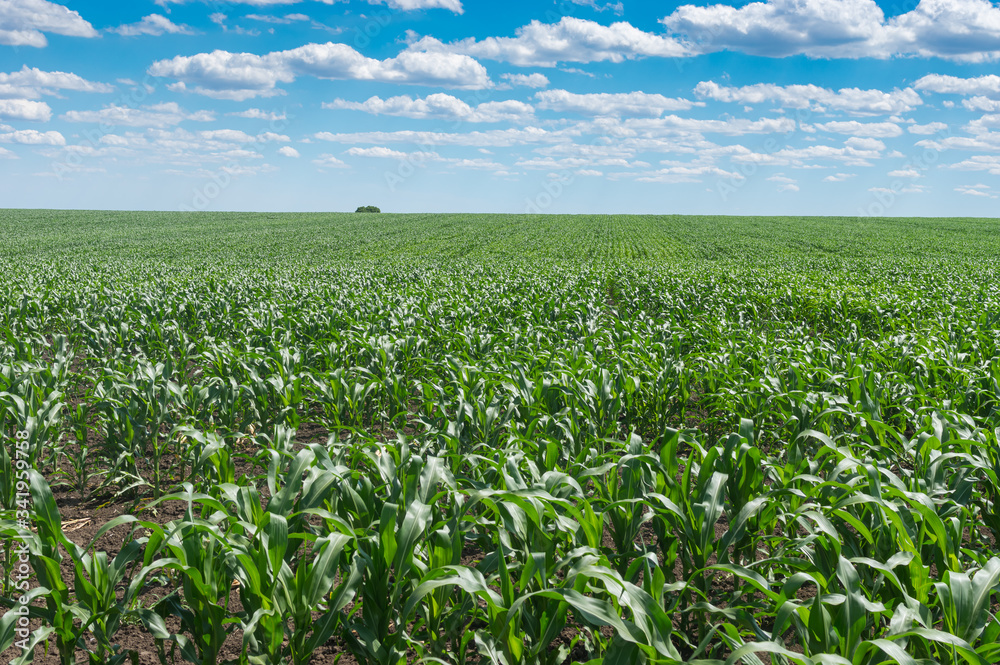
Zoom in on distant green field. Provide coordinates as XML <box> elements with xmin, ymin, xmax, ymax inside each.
<box><xmin>2</xmin><ymin>210</ymin><xmax>1000</xmax><ymax>664</ymax></box>
<box><xmin>2</xmin><ymin>209</ymin><xmax>1000</xmax><ymax>264</ymax></box>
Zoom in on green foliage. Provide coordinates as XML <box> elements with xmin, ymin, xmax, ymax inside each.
<box><xmin>355</xmin><ymin>206</ymin><xmax>381</xmax><ymax>213</ymax></box>
<box><xmin>0</xmin><ymin>211</ymin><xmax>999</xmax><ymax>663</ymax></box>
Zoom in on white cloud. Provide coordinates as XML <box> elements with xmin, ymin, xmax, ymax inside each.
<box><xmin>199</xmin><ymin>129</ymin><xmax>256</xmax><ymax>143</ymax></box>
<box><xmin>823</xmin><ymin>172</ymin><xmax>856</xmax><ymax>182</ymax></box>
<box><xmin>348</xmin><ymin>146</ymin><xmax>428</xmax><ymax>159</ymax></box>
<box><xmin>845</xmin><ymin>136</ymin><xmax>886</xmax><ymax>150</ymax></box>
<box><xmin>500</xmin><ymin>73</ymin><xmax>550</xmax><ymax>89</ymax></box>
<box><xmin>809</xmin><ymin>120</ymin><xmax>902</xmax><ymax>138</ymax></box>
<box><xmin>569</xmin><ymin>0</ymin><xmax>624</xmax><ymax>13</ymax></box>
<box><xmin>535</xmin><ymin>89</ymin><xmax>703</xmax><ymax>117</ymax></box>
<box><xmin>630</xmin><ymin>164</ymin><xmax>742</xmax><ymax>183</ymax></box>
<box><xmin>62</xmin><ymin>102</ymin><xmax>215</xmax><ymax>127</ymax></box>
<box><xmin>278</xmin><ymin>146</ymin><xmax>300</xmax><ymax>157</ymax></box>
<box><xmin>0</xmin><ymin>66</ymin><xmax>113</xmax><ymax>99</ymax></box>
<box><xmin>111</xmin><ymin>14</ymin><xmax>195</xmax><ymax>37</ymax></box>
<box><xmin>694</xmin><ymin>80</ymin><xmax>921</xmax><ymax>115</ymax></box>
<box><xmin>956</xmin><ymin>183</ymin><xmax>997</xmax><ymax>197</ymax></box>
<box><xmin>767</xmin><ymin>173</ymin><xmax>800</xmax><ymax>191</ymax></box>
<box><xmin>965</xmin><ymin>114</ymin><xmax>1000</xmax><ymax>137</ymax></box>
<box><xmin>408</xmin><ymin>16</ymin><xmax>687</xmax><ymax>67</ymax></box>
<box><xmin>245</xmin><ymin>13</ymin><xmax>310</xmax><ymax>24</ymax></box>
<box><xmin>907</xmin><ymin>122</ymin><xmax>948</xmax><ymax>134</ymax></box>
<box><xmin>156</xmin><ymin>0</ymin><xmax>464</xmax><ymax>13</ymax></box>
<box><xmin>341</xmin><ymin>146</ymin><xmax>504</xmax><ymax>171</ymax></box>
<box><xmin>149</xmin><ymin>42</ymin><xmax>491</xmax><ymax>100</ymax></box>
<box><xmin>914</xmin><ymin>74</ymin><xmax>1000</xmax><ymax>96</ymax></box>
<box><xmin>314</xmin><ymin>126</ymin><xmax>561</xmax><ymax>148</ymax></box>
<box><xmin>0</xmin><ymin>98</ymin><xmax>52</xmax><ymax>121</ymax></box>
<box><xmin>313</xmin><ymin>153</ymin><xmax>350</xmax><ymax>168</ymax></box>
<box><xmin>664</xmin><ymin>0</ymin><xmax>1000</xmax><ymax>62</ymax></box>
<box><xmin>324</xmin><ymin>93</ymin><xmax>534</xmax><ymax>123</ymax></box>
<box><xmin>228</xmin><ymin>108</ymin><xmax>287</xmax><ymax>121</ymax></box>
<box><xmin>0</xmin><ymin>147</ymin><xmax>15</xmax><ymax>158</ymax></box>
<box><xmin>617</xmin><ymin>115</ymin><xmax>796</xmax><ymax>135</ymax></box>
<box><xmin>888</xmin><ymin>168</ymin><xmax>922</xmax><ymax>177</ymax></box>
<box><xmin>963</xmin><ymin>96</ymin><xmax>1000</xmax><ymax>112</ymax></box>
<box><xmin>0</xmin><ymin>0</ymin><xmax>98</xmax><ymax>47</ymax></box>
<box><xmin>26</xmin><ymin>127</ymin><xmax>305</xmax><ymax>173</ymax></box>
<box><xmin>0</xmin><ymin>129</ymin><xmax>65</xmax><ymax>145</ymax></box>
<box><xmin>945</xmin><ymin>155</ymin><xmax>1000</xmax><ymax>173</ymax></box>
<box><xmin>887</xmin><ymin>0</ymin><xmax>1000</xmax><ymax>63</ymax></box>
<box><xmin>517</xmin><ymin>155</ymin><xmax>648</xmax><ymax>170</ymax></box>
<box><xmin>916</xmin><ymin>135</ymin><xmax>1000</xmax><ymax>151</ymax></box>
<box><xmin>733</xmin><ymin>142</ymin><xmax>884</xmax><ymax>167</ymax></box>
<box><xmin>870</xmin><ymin>184</ymin><xmax>924</xmax><ymax>194</ymax></box>
<box><xmin>665</xmin><ymin>0</ymin><xmax>888</xmax><ymax>59</ymax></box>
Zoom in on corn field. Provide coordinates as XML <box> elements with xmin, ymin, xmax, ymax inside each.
<box><xmin>1</xmin><ymin>210</ymin><xmax>999</xmax><ymax>664</ymax></box>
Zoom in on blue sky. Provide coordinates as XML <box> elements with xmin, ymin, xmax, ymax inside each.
<box><xmin>2</xmin><ymin>0</ymin><xmax>1000</xmax><ymax>215</ymax></box>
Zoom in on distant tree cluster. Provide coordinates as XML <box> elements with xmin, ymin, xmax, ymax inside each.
<box><xmin>355</xmin><ymin>206</ymin><xmax>381</xmax><ymax>213</ymax></box>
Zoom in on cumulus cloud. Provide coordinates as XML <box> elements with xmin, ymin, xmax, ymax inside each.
<box><xmin>887</xmin><ymin>0</ymin><xmax>1000</xmax><ymax>63</ymax></box>
<box><xmin>664</xmin><ymin>0</ymin><xmax>890</xmax><ymax>58</ymax></box>
<box><xmin>342</xmin><ymin>146</ymin><xmax>506</xmax><ymax>170</ymax></box>
<box><xmin>500</xmin><ymin>73</ymin><xmax>550</xmax><ymax>89</ymax></box>
<box><xmin>610</xmin><ymin>115</ymin><xmax>797</xmax><ymax>136</ymax></box>
<box><xmin>908</xmin><ymin>122</ymin><xmax>948</xmax><ymax>134</ymax></box>
<box><xmin>628</xmin><ymin>164</ymin><xmax>742</xmax><ymax>183</ymax></box>
<box><xmin>663</xmin><ymin>0</ymin><xmax>1000</xmax><ymax>62</ymax></box>
<box><xmin>0</xmin><ymin>98</ymin><xmax>52</xmax><ymax>121</ymax></box>
<box><xmin>278</xmin><ymin>146</ymin><xmax>299</xmax><ymax>157</ymax></box>
<box><xmin>914</xmin><ymin>73</ymin><xmax>1000</xmax><ymax>96</ymax></box>
<box><xmin>870</xmin><ymin>184</ymin><xmax>925</xmax><ymax>194</ymax></box>
<box><xmin>155</xmin><ymin>0</ymin><xmax>464</xmax><ymax>13</ymax></box>
<box><xmin>568</xmin><ymin>0</ymin><xmax>624</xmax><ymax>13</ymax></box>
<box><xmin>315</xmin><ymin>126</ymin><xmax>560</xmax><ymax>148</ymax></box>
<box><xmin>823</xmin><ymin>172</ymin><xmax>856</xmax><ymax>182</ymax></box>
<box><xmin>0</xmin><ymin>66</ymin><xmax>113</xmax><ymax>99</ymax></box>
<box><xmin>0</xmin><ymin>0</ymin><xmax>98</xmax><ymax>47</ymax></box>
<box><xmin>244</xmin><ymin>13</ymin><xmax>310</xmax><ymax>24</ymax></box>
<box><xmin>324</xmin><ymin>93</ymin><xmax>534</xmax><ymax>123</ymax></box>
<box><xmin>963</xmin><ymin>96</ymin><xmax>1000</xmax><ymax>111</ymax></box>
<box><xmin>955</xmin><ymin>183</ymin><xmax>997</xmax><ymax>197</ymax></box>
<box><xmin>408</xmin><ymin>16</ymin><xmax>687</xmax><ymax>67</ymax></box>
<box><xmin>0</xmin><ymin>129</ymin><xmax>65</xmax><ymax>145</ymax></box>
<box><xmin>733</xmin><ymin>141</ymin><xmax>884</xmax><ymax>167</ymax></box>
<box><xmin>111</xmin><ymin>14</ymin><xmax>195</xmax><ymax>37</ymax></box>
<box><xmin>915</xmin><ymin>135</ymin><xmax>1000</xmax><ymax>151</ymax></box>
<box><xmin>62</xmin><ymin>102</ymin><xmax>215</xmax><ymax>127</ymax></box>
<box><xmin>945</xmin><ymin>155</ymin><xmax>1000</xmax><ymax>173</ymax></box>
<box><xmin>767</xmin><ymin>173</ymin><xmax>799</xmax><ymax>191</ymax></box>
<box><xmin>535</xmin><ymin>89</ymin><xmax>703</xmax><ymax>117</ymax></box>
<box><xmin>809</xmin><ymin>120</ymin><xmax>902</xmax><ymax>138</ymax></box>
<box><xmin>347</xmin><ymin>146</ymin><xmax>428</xmax><ymax>159</ymax></box>
<box><xmin>888</xmin><ymin>168</ymin><xmax>923</xmax><ymax>177</ymax></box>
<box><xmin>312</xmin><ymin>153</ymin><xmax>351</xmax><ymax>168</ymax></box>
<box><xmin>227</xmin><ymin>108</ymin><xmax>287</xmax><ymax>121</ymax></box>
<box><xmin>694</xmin><ymin>81</ymin><xmax>921</xmax><ymax>115</ymax></box>
<box><xmin>149</xmin><ymin>42</ymin><xmax>491</xmax><ymax>100</ymax></box>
